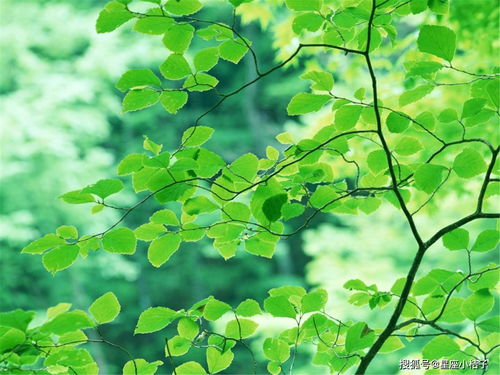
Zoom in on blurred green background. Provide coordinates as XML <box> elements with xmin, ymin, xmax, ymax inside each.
<box><xmin>0</xmin><ymin>0</ymin><xmax>498</xmax><ymax>374</ymax></box>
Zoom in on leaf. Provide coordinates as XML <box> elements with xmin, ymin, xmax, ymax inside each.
<box><xmin>292</xmin><ymin>13</ymin><xmax>325</xmax><ymax>34</ymax></box>
<box><xmin>422</xmin><ymin>336</ymin><xmax>459</xmax><ymax>359</ymax></box>
<box><xmin>123</xmin><ymin>89</ymin><xmax>160</xmax><ymax>112</ymax></box>
<box><xmin>59</xmin><ymin>190</ymin><xmax>96</xmax><ymax>204</ymax></box>
<box><xmin>147</xmin><ymin>233</ymin><xmax>182</xmax><ymax>267</ymax></box>
<box><xmin>207</xmin><ymin>347</ymin><xmax>234</xmax><ymax>374</ymax></box>
<box><xmin>285</xmin><ymin>0</ymin><xmax>322</xmax><ymax>11</ymax></box>
<box><xmin>301</xmin><ymin>289</ymin><xmax>328</xmax><ymax>313</ymax></box>
<box><xmin>379</xmin><ymin>336</ymin><xmax>404</xmax><ymax>353</ymax></box>
<box><xmin>118</xmin><ymin>153</ymin><xmax>144</xmax><ymax>175</ymax></box>
<box><xmin>452</xmin><ymin>148</ymin><xmax>487</xmax><ymax>178</ymax></box>
<box><xmin>135</xmin><ymin>307</ymin><xmax>178</xmax><ymax>334</ymax></box>
<box><xmin>263</xmin><ymin>296</ymin><xmax>296</xmax><ymax>318</ymax></box>
<box><xmin>134</xmin><ymin>17</ymin><xmax>173</xmax><ymax>35</ymax></box>
<box><xmin>203</xmin><ymin>299</ymin><xmax>232</xmax><ymax>321</ymax></box>
<box><xmin>287</xmin><ymin>93</ymin><xmax>331</xmax><ymax>115</ymax></box>
<box><xmin>334</xmin><ymin>105</ymin><xmax>362</xmax><ymax>130</ymax></box>
<box><xmin>225</xmin><ymin>318</ymin><xmax>258</xmax><ymax>339</ymax></box>
<box><xmin>219</xmin><ymin>39</ymin><xmax>249</xmax><ymax>64</ymax></box>
<box><xmin>394</xmin><ymin>137</ymin><xmax>422</xmax><ymax>155</ymax></box>
<box><xmin>194</xmin><ymin>47</ymin><xmax>220</xmax><ymax>71</ymax></box>
<box><xmin>477</xmin><ymin>316</ymin><xmax>500</xmax><ymax>332</ymax></box>
<box><xmin>96</xmin><ymin>1</ymin><xmax>134</xmax><ymax>33</ymax></box>
<box><xmin>438</xmin><ymin>108</ymin><xmax>458</xmax><ymax>123</ymax></box>
<box><xmin>82</xmin><ymin>179</ymin><xmax>124</xmax><ymax>199</ymax></box>
<box><xmin>442</xmin><ymin>228</ymin><xmax>469</xmax><ymax>250</ymax></box>
<box><xmin>116</xmin><ymin>69</ymin><xmax>161</xmax><ymax>92</ymax></box>
<box><xmin>262</xmin><ymin>194</ymin><xmax>287</xmax><ymax>222</ymax></box>
<box><xmin>164</xmin><ymin>0</ymin><xmax>203</xmax><ymax>16</ymax></box>
<box><xmin>0</xmin><ymin>328</ymin><xmax>25</xmax><ymax>353</ymax></box>
<box><xmin>174</xmin><ymin>361</ymin><xmax>207</xmax><ymax>375</ymax></box>
<box><xmin>102</xmin><ymin>228</ymin><xmax>137</xmax><ymax>254</ymax></box>
<box><xmin>461</xmin><ymin>289</ymin><xmax>494</xmax><ymax>320</ymax></box>
<box><xmin>183</xmin><ymin>72</ymin><xmax>219</xmax><ymax>91</ymax></box>
<box><xmin>345</xmin><ymin>322</ymin><xmax>375</xmax><ymax>352</ymax></box>
<box><xmin>166</xmin><ymin>335</ymin><xmax>191</xmax><ymax>356</ymax></box>
<box><xmin>366</xmin><ymin>150</ymin><xmax>388</xmax><ymax>174</ymax></box>
<box><xmin>236</xmin><ymin>299</ymin><xmax>261</xmax><ymax>317</ymax></box>
<box><xmin>417</xmin><ymin>25</ymin><xmax>456</xmax><ymax>61</ymax></box>
<box><xmin>301</xmin><ymin>71</ymin><xmax>333</xmax><ymax>91</ymax></box>
<box><xmin>386</xmin><ymin>112</ymin><xmax>410</xmax><ymax>133</ymax></box>
<box><xmin>160</xmin><ymin>91</ymin><xmax>188</xmax><ymax>114</ymax></box>
<box><xmin>0</xmin><ymin>309</ymin><xmax>35</xmax><ymax>331</ymax></box>
<box><xmin>177</xmin><ymin>318</ymin><xmax>199</xmax><ymax>340</ymax></box>
<box><xmin>263</xmin><ymin>338</ymin><xmax>290</xmax><ymax>363</ymax></box>
<box><xmin>123</xmin><ymin>359</ymin><xmax>163</xmax><ymax>375</ymax></box>
<box><xmin>42</xmin><ymin>245</ymin><xmax>79</xmax><ymax>274</ymax></box>
<box><xmin>399</xmin><ymin>85</ymin><xmax>434</xmax><ymax>106</ymax></box>
<box><xmin>42</xmin><ymin>310</ymin><xmax>94</xmax><ymax>335</ymax></box>
<box><xmin>89</xmin><ymin>292</ymin><xmax>120</xmax><ymax>324</ymax></box>
<box><xmin>150</xmin><ymin>210</ymin><xmax>179</xmax><ymax>226</ymax></box>
<box><xmin>143</xmin><ymin>136</ymin><xmax>163</xmax><ymax>155</ymax></box>
<box><xmin>471</xmin><ymin>229</ymin><xmax>499</xmax><ymax>252</ymax></box>
<box><xmin>461</xmin><ymin>98</ymin><xmax>486</xmax><ymax>119</ymax></box>
<box><xmin>163</xmin><ymin>23</ymin><xmax>195</xmax><ymax>53</ymax></box>
<box><xmin>160</xmin><ymin>54</ymin><xmax>192</xmax><ymax>80</ymax></box>
<box><xmin>181</xmin><ymin>126</ymin><xmax>214</xmax><ymax>147</ymax></box>
<box><xmin>22</xmin><ymin>234</ymin><xmax>65</xmax><ymax>254</ymax></box>
<box><xmin>414</xmin><ymin>164</ymin><xmax>445</xmax><ymax>193</ymax></box>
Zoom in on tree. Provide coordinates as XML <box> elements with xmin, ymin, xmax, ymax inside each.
<box><xmin>2</xmin><ymin>0</ymin><xmax>499</xmax><ymax>374</ymax></box>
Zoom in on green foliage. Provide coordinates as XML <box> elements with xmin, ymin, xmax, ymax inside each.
<box><xmin>6</xmin><ymin>0</ymin><xmax>500</xmax><ymax>374</ymax></box>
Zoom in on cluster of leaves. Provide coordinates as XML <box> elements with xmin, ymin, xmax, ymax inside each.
<box><xmin>4</xmin><ymin>0</ymin><xmax>500</xmax><ymax>374</ymax></box>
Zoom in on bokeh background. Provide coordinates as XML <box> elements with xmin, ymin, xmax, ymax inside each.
<box><xmin>1</xmin><ymin>0</ymin><xmax>498</xmax><ymax>374</ymax></box>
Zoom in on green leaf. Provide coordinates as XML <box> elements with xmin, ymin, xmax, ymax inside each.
<box><xmin>263</xmin><ymin>338</ymin><xmax>290</xmax><ymax>363</ymax></box>
<box><xmin>386</xmin><ymin>112</ymin><xmax>410</xmax><ymax>133</ymax></box>
<box><xmin>194</xmin><ymin>47</ymin><xmax>220</xmax><ymax>71</ymax></box>
<box><xmin>184</xmin><ymin>196</ymin><xmax>219</xmax><ymax>215</ymax></box>
<box><xmin>102</xmin><ymin>228</ymin><xmax>137</xmax><ymax>254</ymax></box>
<box><xmin>166</xmin><ymin>335</ymin><xmax>191</xmax><ymax>356</ymax></box>
<box><xmin>285</xmin><ymin>0</ymin><xmax>322</xmax><ymax>11</ymax></box>
<box><xmin>282</xmin><ymin>203</ymin><xmax>305</xmax><ymax>220</ymax></box>
<box><xmin>264</xmin><ymin>296</ymin><xmax>296</xmax><ymax>318</ymax></box>
<box><xmin>123</xmin><ymin>89</ymin><xmax>160</xmax><ymax>112</ymax></box>
<box><xmin>301</xmin><ymin>289</ymin><xmax>328</xmax><ymax>313</ymax></box>
<box><xmin>417</xmin><ymin>25</ymin><xmax>456</xmax><ymax>61</ymax></box>
<box><xmin>461</xmin><ymin>289</ymin><xmax>494</xmax><ymax>320</ymax></box>
<box><xmin>405</xmin><ymin>60</ymin><xmax>442</xmax><ymax>76</ymax></box>
<box><xmin>414</xmin><ymin>164</ymin><xmax>445</xmax><ymax>193</ymax></box>
<box><xmin>468</xmin><ymin>267</ymin><xmax>499</xmax><ymax>291</ymax></box>
<box><xmin>42</xmin><ymin>310</ymin><xmax>94</xmax><ymax>335</ymax></box>
<box><xmin>287</xmin><ymin>93</ymin><xmax>331</xmax><ymax>115</ymax></box>
<box><xmin>366</xmin><ymin>150</ymin><xmax>388</xmax><ymax>174</ymax></box>
<box><xmin>471</xmin><ymin>229</ymin><xmax>499</xmax><ymax>252</ymax></box>
<box><xmin>262</xmin><ymin>194</ymin><xmax>287</xmax><ymax>222</ymax></box>
<box><xmin>422</xmin><ymin>336</ymin><xmax>459</xmax><ymax>359</ymax></box>
<box><xmin>174</xmin><ymin>361</ymin><xmax>207</xmax><ymax>375</ymax></box>
<box><xmin>183</xmin><ymin>72</ymin><xmax>219</xmax><ymax>91</ymax></box>
<box><xmin>292</xmin><ymin>13</ymin><xmax>325</xmax><ymax>34</ymax></box>
<box><xmin>394</xmin><ymin>136</ymin><xmax>422</xmax><ymax>155</ymax></box>
<box><xmin>55</xmin><ymin>225</ymin><xmax>78</xmax><ymax>240</ymax></box>
<box><xmin>461</xmin><ymin>98</ymin><xmax>486</xmax><ymax>119</ymax></box>
<box><xmin>143</xmin><ymin>136</ymin><xmax>163</xmax><ymax>155</ymax></box>
<box><xmin>207</xmin><ymin>347</ymin><xmax>234</xmax><ymax>374</ymax></box>
<box><xmin>164</xmin><ymin>0</ymin><xmax>202</xmax><ymax>16</ymax></box>
<box><xmin>486</xmin><ymin>79</ymin><xmax>499</xmax><ymax>108</ymax></box>
<box><xmin>134</xmin><ymin>16</ymin><xmax>173</xmax><ymax>35</ymax></box>
<box><xmin>148</xmin><ymin>233</ymin><xmax>182</xmax><ymax>267</ymax></box>
<box><xmin>225</xmin><ymin>318</ymin><xmax>258</xmax><ymax>339</ymax></box>
<box><xmin>89</xmin><ymin>292</ymin><xmax>120</xmax><ymax>324</ymax></box>
<box><xmin>399</xmin><ymin>85</ymin><xmax>434</xmax><ymax>106</ymax></box>
<box><xmin>379</xmin><ymin>336</ymin><xmax>404</xmax><ymax>353</ymax></box>
<box><xmin>150</xmin><ymin>209</ymin><xmax>179</xmax><ymax>226</ymax></box>
<box><xmin>334</xmin><ymin>105</ymin><xmax>362</xmax><ymax>130</ymax></box>
<box><xmin>135</xmin><ymin>307</ymin><xmax>178</xmax><ymax>334</ymax></box>
<box><xmin>442</xmin><ymin>228</ymin><xmax>469</xmax><ymax>250</ymax></box>
<box><xmin>438</xmin><ymin>108</ymin><xmax>458</xmax><ymax>123</ymax></box>
<box><xmin>42</xmin><ymin>245</ymin><xmax>79</xmax><ymax>274</ymax></box>
<box><xmin>203</xmin><ymin>299</ymin><xmax>232</xmax><ymax>321</ymax></box>
<box><xmin>163</xmin><ymin>23</ymin><xmax>195</xmax><ymax>53</ymax></box>
<box><xmin>59</xmin><ymin>190</ymin><xmax>96</xmax><ymax>204</ymax></box>
<box><xmin>160</xmin><ymin>91</ymin><xmax>188</xmax><ymax>114</ymax></box>
<box><xmin>453</xmin><ymin>148</ymin><xmax>487</xmax><ymax>178</ymax></box>
<box><xmin>123</xmin><ymin>359</ymin><xmax>163</xmax><ymax>375</ymax></box>
<box><xmin>96</xmin><ymin>1</ymin><xmax>134</xmax><ymax>33</ymax></box>
<box><xmin>219</xmin><ymin>39</ymin><xmax>249</xmax><ymax>64</ymax></box>
<box><xmin>0</xmin><ymin>328</ymin><xmax>25</xmax><ymax>353</ymax></box>
<box><xmin>116</xmin><ymin>69</ymin><xmax>161</xmax><ymax>92</ymax></box>
<box><xmin>160</xmin><ymin>54</ymin><xmax>192</xmax><ymax>80</ymax></box>
<box><xmin>135</xmin><ymin>223</ymin><xmax>166</xmax><ymax>241</ymax></box>
<box><xmin>345</xmin><ymin>322</ymin><xmax>375</xmax><ymax>352</ymax></box>
<box><xmin>118</xmin><ymin>153</ymin><xmax>144</xmax><ymax>175</ymax></box>
<box><xmin>301</xmin><ymin>71</ymin><xmax>333</xmax><ymax>92</ymax></box>
<box><xmin>177</xmin><ymin>318</ymin><xmax>199</xmax><ymax>340</ymax></box>
<box><xmin>0</xmin><ymin>309</ymin><xmax>35</xmax><ymax>331</ymax></box>
<box><xmin>181</xmin><ymin>126</ymin><xmax>214</xmax><ymax>147</ymax></box>
<box><xmin>22</xmin><ymin>234</ymin><xmax>65</xmax><ymax>254</ymax></box>
<box><xmin>477</xmin><ymin>316</ymin><xmax>500</xmax><ymax>332</ymax></box>
<box><xmin>82</xmin><ymin>178</ymin><xmax>124</xmax><ymax>199</ymax></box>
<box><xmin>236</xmin><ymin>299</ymin><xmax>261</xmax><ymax>317</ymax></box>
